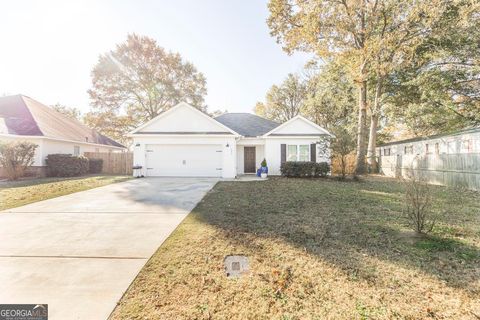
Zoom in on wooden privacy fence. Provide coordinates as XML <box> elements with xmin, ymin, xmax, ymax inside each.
<box><xmin>379</xmin><ymin>153</ymin><xmax>480</xmax><ymax>191</ymax></box>
<box><xmin>84</xmin><ymin>152</ymin><xmax>133</xmax><ymax>175</ymax></box>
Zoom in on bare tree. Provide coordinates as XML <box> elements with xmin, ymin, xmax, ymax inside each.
<box><xmin>403</xmin><ymin>169</ymin><xmax>436</xmax><ymax>234</ymax></box>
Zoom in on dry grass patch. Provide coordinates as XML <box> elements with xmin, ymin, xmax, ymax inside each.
<box><xmin>0</xmin><ymin>175</ymin><xmax>131</xmax><ymax>210</ymax></box>
<box><xmin>111</xmin><ymin>177</ymin><xmax>480</xmax><ymax>319</ymax></box>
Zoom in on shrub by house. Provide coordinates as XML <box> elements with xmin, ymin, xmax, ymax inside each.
<box><xmin>280</xmin><ymin>161</ymin><xmax>330</xmax><ymax>177</ymax></box>
<box><xmin>0</xmin><ymin>141</ymin><xmax>38</xmax><ymax>180</ymax></box>
<box><xmin>88</xmin><ymin>158</ymin><xmax>103</xmax><ymax>174</ymax></box>
<box><xmin>46</xmin><ymin>154</ymin><xmax>89</xmax><ymax>177</ymax></box>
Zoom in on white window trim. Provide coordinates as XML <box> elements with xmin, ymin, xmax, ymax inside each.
<box><xmin>287</xmin><ymin>144</ymin><xmax>311</xmax><ymax>162</ymax></box>
<box><xmin>461</xmin><ymin>139</ymin><xmax>472</xmax><ymax>153</ymax></box>
<box><xmin>404</xmin><ymin>145</ymin><xmax>413</xmax><ymax>155</ymax></box>
<box><xmin>425</xmin><ymin>143</ymin><xmax>431</xmax><ymax>154</ymax></box>
<box><xmin>447</xmin><ymin>140</ymin><xmax>457</xmax><ymax>154</ymax></box>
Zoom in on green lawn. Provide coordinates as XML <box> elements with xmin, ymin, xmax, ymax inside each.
<box><xmin>110</xmin><ymin>176</ymin><xmax>480</xmax><ymax>320</ymax></box>
<box><xmin>0</xmin><ymin>175</ymin><xmax>132</xmax><ymax>211</ymax></box>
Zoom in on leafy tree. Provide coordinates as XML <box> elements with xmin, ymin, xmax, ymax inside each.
<box><xmin>384</xmin><ymin>3</ymin><xmax>480</xmax><ymax>136</ymax></box>
<box><xmin>253</xmin><ymin>101</ymin><xmax>267</xmax><ymax>118</ymax></box>
<box><xmin>331</xmin><ymin>129</ymin><xmax>356</xmax><ymax>179</ymax></box>
<box><xmin>256</xmin><ymin>62</ymin><xmax>357</xmax><ymax>137</ymax></box>
<box><xmin>87</xmin><ymin>34</ymin><xmax>207</xmax><ymax>143</ymax></box>
<box><xmin>0</xmin><ymin>141</ymin><xmax>38</xmax><ymax>180</ymax></box>
<box><xmin>303</xmin><ymin>62</ymin><xmax>357</xmax><ymax>134</ymax></box>
<box><xmin>51</xmin><ymin>104</ymin><xmax>82</xmax><ymax>121</ymax></box>
<box><xmin>366</xmin><ymin>1</ymin><xmax>479</xmax><ymax>170</ymax></box>
<box><xmin>267</xmin><ymin>0</ymin><xmax>450</xmax><ymax>174</ymax></box>
<box><xmin>254</xmin><ymin>73</ymin><xmax>307</xmax><ymax>122</ymax></box>
<box><xmin>83</xmin><ymin>111</ymin><xmax>135</xmax><ymax>146</ymax></box>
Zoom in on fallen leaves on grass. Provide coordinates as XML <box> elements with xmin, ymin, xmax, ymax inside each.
<box><xmin>110</xmin><ymin>177</ymin><xmax>480</xmax><ymax>319</ymax></box>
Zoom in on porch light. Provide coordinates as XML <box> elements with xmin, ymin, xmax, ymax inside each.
<box><xmin>226</xmin><ymin>143</ymin><xmax>229</xmax><ymax>148</ymax></box>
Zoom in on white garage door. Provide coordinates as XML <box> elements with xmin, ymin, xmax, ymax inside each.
<box><xmin>145</xmin><ymin>144</ymin><xmax>223</xmax><ymax>177</ymax></box>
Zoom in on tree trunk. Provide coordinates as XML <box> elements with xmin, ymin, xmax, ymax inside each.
<box><xmin>366</xmin><ymin>78</ymin><xmax>383</xmax><ymax>173</ymax></box>
<box><xmin>355</xmin><ymin>80</ymin><xmax>368</xmax><ymax>174</ymax></box>
<box><xmin>366</xmin><ymin>114</ymin><xmax>378</xmax><ymax>172</ymax></box>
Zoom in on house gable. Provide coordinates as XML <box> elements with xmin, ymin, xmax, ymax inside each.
<box><xmin>264</xmin><ymin>116</ymin><xmax>332</xmax><ymax>136</ymax></box>
<box><xmin>131</xmin><ymin>102</ymin><xmax>238</xmax><ymax>135</ymax></box>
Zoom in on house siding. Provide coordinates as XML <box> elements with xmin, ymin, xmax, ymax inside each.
<box><xmin>265</xmin><ymin>137</ymin><xmax>331</xmax><ymax>175</ymax></box>
<box><xmin>377</xmin><ymin>129</ymin><xmax>480</xmax><ymax>190</ymax></box>
<box><xmin>41</xmin><ymin>140</ymin><xmax>121</xmax><ymax>165</ymax></box>
<box><xmin>0</xmin><ymin>136</ymin><xmax>123</xmax><ymax>178</ymax></box>
<box><xmin>129</xmin><ymin>103</ymin><xmax>333</xmax><ymax>178</ymax></box>
<box><xmin>0</xmin><ymin>136</ymin><xmax>122</xmax><ymax>166</ymax></box>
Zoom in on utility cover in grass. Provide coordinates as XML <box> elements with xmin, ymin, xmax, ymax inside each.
<box><xmin>224</xmin><ymin>255</ymin><xmax>249</xmax><ymax>278</ymax></box>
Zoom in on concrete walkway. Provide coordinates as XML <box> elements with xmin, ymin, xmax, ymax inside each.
<box><xmin>0</xmin><ymin>178</ymin><xmax>218</xmax><ymax>320</ymax></box>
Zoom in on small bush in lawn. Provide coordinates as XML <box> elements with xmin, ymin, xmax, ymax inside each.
<box><xmin>331</xmin><ymin>129</ymin><xmax>356</xmax><ymax>178</ymax></box>
<box><xmin>88</xmin><ymin>158</ymin><xmax>103</xmax><ymax>173</ymax></box>
<box><xmin>0</xmin><ymin>141</ymin><xmax>38</xmax><ymax>180</ymax></box>
<box><xmin>403</xmin><ymin>169</ymin><xmax>436</xmax><ymax>234</ymax></box>
<box><xmin>280</xmin><ymin>161</ymin><xmax>330</xmax><ymax>178</ymax></box>
<box><xmin>46</xmin><ymin>154</ymin><xmax>89</xmax><ymax>177</ymax></box>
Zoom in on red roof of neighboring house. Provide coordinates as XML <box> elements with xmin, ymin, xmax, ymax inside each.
<box><xmin>0</xmin><ymin>95</ymin><xmax>125</xmax><ymax>148</ymax></box>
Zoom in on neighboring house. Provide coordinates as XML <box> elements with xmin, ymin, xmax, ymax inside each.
<box><xmin>0</xmin><ymin>94</ymin><xmax>126</xmax><ymax>176</ymax></box>
<box><xmin>376</xmin><ymin>127</ymin><xmax>480</xmax><ymax>190</ymax></box>
<box><xmin>129</xmin><ymin>102</ymin><xmax>333</xmax><ymax>178</ymax></box>
<box><xmin>377</xmin><ymin>127</ymin><xmax>480</xmax><ymax>158</ymax></box>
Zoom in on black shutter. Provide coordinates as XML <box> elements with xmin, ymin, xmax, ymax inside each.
<box><xmin>310</xmin><ymin>143</ymin><xmax>316</xmax><ymax>162</ymax></box>
<box><xmin>281</xmin><ymin>144</ymin><xmax>286</xmax><ymax>165</ymax></box>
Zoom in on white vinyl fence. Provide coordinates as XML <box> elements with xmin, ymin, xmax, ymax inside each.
<box><xmin>379</xmin><ymin>153</ymin><xmax>480</xmax><ymax>190</ymax></box>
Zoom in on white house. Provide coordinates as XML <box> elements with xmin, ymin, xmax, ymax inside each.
<box><xmin>377</xmin><ymin>127</ymin><xmax>480</xmax><ymax>158</ymax></box>
<box><xmin>129</xmin><ymin>102</ymin><xmax>333</xmax><ymax>178</ymax></box>
<box><xmin>376</xmin><ymin>127</ymin><xmax>480</xmax><ymax>190</ymax></box>
<box><xmin>0</xmin><ymin>95</ymin><xmax>126</xmax><ymax>176</ymax></box>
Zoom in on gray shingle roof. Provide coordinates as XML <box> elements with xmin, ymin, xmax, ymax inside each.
<box><xmin>0</xmin><ymin>94</ymin><xmax>125</xmax><ymax>148</ymax></box>
<box><xmin>215</xmin><ymin>113</ymin><xmax>280</xmax><ymax>137</ymax></box>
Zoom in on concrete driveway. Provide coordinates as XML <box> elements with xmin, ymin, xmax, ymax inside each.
<box><xmin>0</xmin><ymin>177</ymin><xmax>217</xmax><ymax>320</ymax></box>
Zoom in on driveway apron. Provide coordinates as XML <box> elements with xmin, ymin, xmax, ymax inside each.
<box><xmin>0</xmin><ymin>178</ymin><xmax>217</xmax><ymax>320</ymax></box>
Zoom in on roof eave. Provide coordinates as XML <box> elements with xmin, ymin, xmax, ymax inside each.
<box><xmin>0</xmin><ymin>133</ymin><xmax>126</xmax><ymax>149</ymax></box>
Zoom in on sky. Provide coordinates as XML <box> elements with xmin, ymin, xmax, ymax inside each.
<box><xmin>0</xmin><ymin>0</ymin><xmax>311</xmax><ymax>114</ymax></box>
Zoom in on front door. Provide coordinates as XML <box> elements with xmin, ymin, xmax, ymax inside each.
<box><xmin>244</xmin><ymin>147</ymin><xmax>256</xmax><ymax>173</ymax></box>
